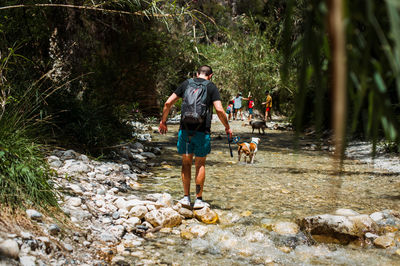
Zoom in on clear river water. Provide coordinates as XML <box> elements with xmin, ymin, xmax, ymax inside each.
<box><xmin>130</xmin><ymin>120</ymin><xmax>400</xmax><ymax>265</ymax></box>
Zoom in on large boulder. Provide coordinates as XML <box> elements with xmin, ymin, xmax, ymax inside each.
<box><xmin>161</xmin><ymin>208</ymin><xmax>182</xmax><ymax>228</ymax></box>
<box><xmin>144</xmin><ymin>208</ymin><xmax>182</xmax><ymax>228</ymax></box>
<box><xmin>298</xmin><ymin>213</ymin><xmax>378</xmax><ymax>244</ymax></box>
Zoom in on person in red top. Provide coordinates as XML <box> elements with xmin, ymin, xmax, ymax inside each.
<box><xmin>247</xmin><ymin>96</ymin><xmax>254</xmax><ymax>121</ymax></box>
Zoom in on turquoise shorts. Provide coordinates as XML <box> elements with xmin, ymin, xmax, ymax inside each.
<box><xmin>177</xmin><ymin>130</ymin><xmax>211</xmax><ymax>157</ymax></box>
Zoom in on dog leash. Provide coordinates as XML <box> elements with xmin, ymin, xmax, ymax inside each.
<box><xmin>227</xmin><ymin>134</ymin><xmax>233</xmax><ymax>157</ymax></box>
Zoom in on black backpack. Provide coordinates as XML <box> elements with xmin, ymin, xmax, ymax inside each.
<box><xmin>181</xmin><ymin>78</ymin><xmax>210</xmax><ymax>125</ymax></box>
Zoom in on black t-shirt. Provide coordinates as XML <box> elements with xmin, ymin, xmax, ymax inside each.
<box><xmin>174</xmin><ymin>78</ymin><xmax>221</xmax><ymax>134</ymax></box>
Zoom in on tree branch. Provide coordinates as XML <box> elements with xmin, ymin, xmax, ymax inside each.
<box><xmin>0</xmin><ymin>4</ymin><xmax>173</xmax><ymax>17</ymax></box>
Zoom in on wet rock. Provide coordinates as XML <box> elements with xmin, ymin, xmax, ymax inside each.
<box><xmin>298</xmin><ymin>214</ymin><xmax>378</xmax><ymax>243</ymax></box>
<box><xmin>245</xmin><ymin>231</ymin><xmax>265</xmax><ymax>242</ymax></box>
<box><xmin>260</xmin><ymin>218</ymin><xmax>274</xmax><ymax>231</ymax></box>
<box><xmin>272</xmin><ymin>222</ymin><xmax>299</xmax><ymax>235</ymax></box>
<box><xmin>194</xmin><ymin>207</ymin><xmax>219</xmax><ymax>224</ymax></box>
<box><xmin>26</xmin><ymin>209</ymin><xmax>42</xmax><ymax>221</ymax></box>
<box><xmin>374</xmin><ymin>235</ymin><xmax>395</xmax><ymax>248</ymax></box>
<box><xmin>161</xmin><ymin>208</ymin><xmax>182</xmax><ymax>228</ymax></box>
<box><xmin>188</xmin><ymin>224</ymin><xmax>209</xmax><ymax>238</ymax></box>
<box><xmin>278</xmin><ymin>246</ymin><xmax>292</xmax><ymax>253</ymax></box>
<box><xmin>19</xmin><ymin>255</ymin><xmax>36</xmax><ymax>266</ymax></box>
<box><xmin>0</xmin><ymin>239</ymin><xmax>20</xmax><ymax>259</ymax></box>
<box><xmin>180</xmin><ymin>230</ymin><xmax>194</xmax><ymax>240</ymax></box>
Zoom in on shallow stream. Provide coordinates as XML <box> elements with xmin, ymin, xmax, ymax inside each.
<box><xmin>131</xmin><ymin>121</ymin><xmax>400</xmax><ymax>265</ymax></box>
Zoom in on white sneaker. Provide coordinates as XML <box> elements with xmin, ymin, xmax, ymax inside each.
<box><xmin>179</xmin><ymin>196</ymin><xmax>191</xmax><ymax>208</ymax></box>
<box><xmin>193</xmin><ymin>199</ymin><xmax>209</xmax><ymax>209</ymax></box>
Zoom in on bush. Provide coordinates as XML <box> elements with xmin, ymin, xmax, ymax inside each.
<box><xmin>0</xmin><ymin>49</ymin><xmax>58</xmax><ymax>208</ymax></box>
<box><xmin>0</xmin><ymin>135</ymin><xmax>57</xmax><ymax>207</ymax></box>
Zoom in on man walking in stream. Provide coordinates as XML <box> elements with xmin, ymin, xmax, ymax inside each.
<box><xmin>159</xmin><ymin>65</ymin><xmax>233</xmax><ymax>209</ymax></box>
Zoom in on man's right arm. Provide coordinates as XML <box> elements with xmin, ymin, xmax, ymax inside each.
<box><xmin>213</xmin><ymin>100</ymin><xmax>232</xmax><ymax>138</ymax></box>
<box><xmin>159</xmin><ymin>93</ymin><xmax>180</xmax><ymax>134</ymax></box>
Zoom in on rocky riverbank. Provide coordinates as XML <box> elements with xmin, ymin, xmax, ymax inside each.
<box><xmin>0</xmin><ymin>123</ymin><xmax>220</xmax><ymax>265</ymax></box>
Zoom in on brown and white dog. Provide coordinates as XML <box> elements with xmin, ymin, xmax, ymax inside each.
<box><xmin>237</xmin><ymin>137</ymin><xmax>260</xmax><ymax>164</ymax></box>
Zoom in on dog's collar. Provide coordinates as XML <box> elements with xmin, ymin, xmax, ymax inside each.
<box><xmin>251</xmin><ymin>140</ymin><xmax>258</xmax><ymax>144</ymax></box>
<box><xmin>232</xmin><ymin>136</ymin><xmax>240</xmax><ymax>144</ymax></box>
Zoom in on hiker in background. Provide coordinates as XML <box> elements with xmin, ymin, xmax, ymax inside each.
<box><xmin>262</xmin><ymin>90</ymin><xmax>272</xmax><ymax>122</ymax></box>
<box><xmin>247</xmin><ymin>96</ymin><xmax>254</xmax><ymax>121</ymax></box>
<box><xmin>232</xmin><ymin>92</ymin><xmax>250</xmax><ymax>121</ymax></box>
<box><xmin>226</xmin><ymin>100</ymin><xmax>233</xmax><ymax>122</ymax></box>
<box><xmin>159</xmin><ymin>65</ymin><xmax>232</xmax><ymax>209</ymax></box>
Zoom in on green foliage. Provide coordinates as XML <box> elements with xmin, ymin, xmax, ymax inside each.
<box><xmin>198</xmin><ymin>15</ymin><xmax>295</xmax><ymax>114</ymax></box>
<box><xmin>282</xmin><ymin>0</ymin><xmax>400</xmax><ymax>148</ymax></box>
<box><xmin>0</xmin><ymin>134</ymin><xmax>57</xmax><ymax>208</ymax></box>
<box><xmin>0</xmin><ymin>49</ymin><xmax>57</xmax><ymax>208</ymax></box>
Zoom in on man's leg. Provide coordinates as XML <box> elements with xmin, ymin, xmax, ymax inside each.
<box><xmin>194</xmin><ymin>156</ymin><xmax>206</xmax><ymax>198</ymax></box>
<box><xmin>181</xmin><ymin>154</ymin><xmax>193</xmax><ymax>196</ymax></box>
